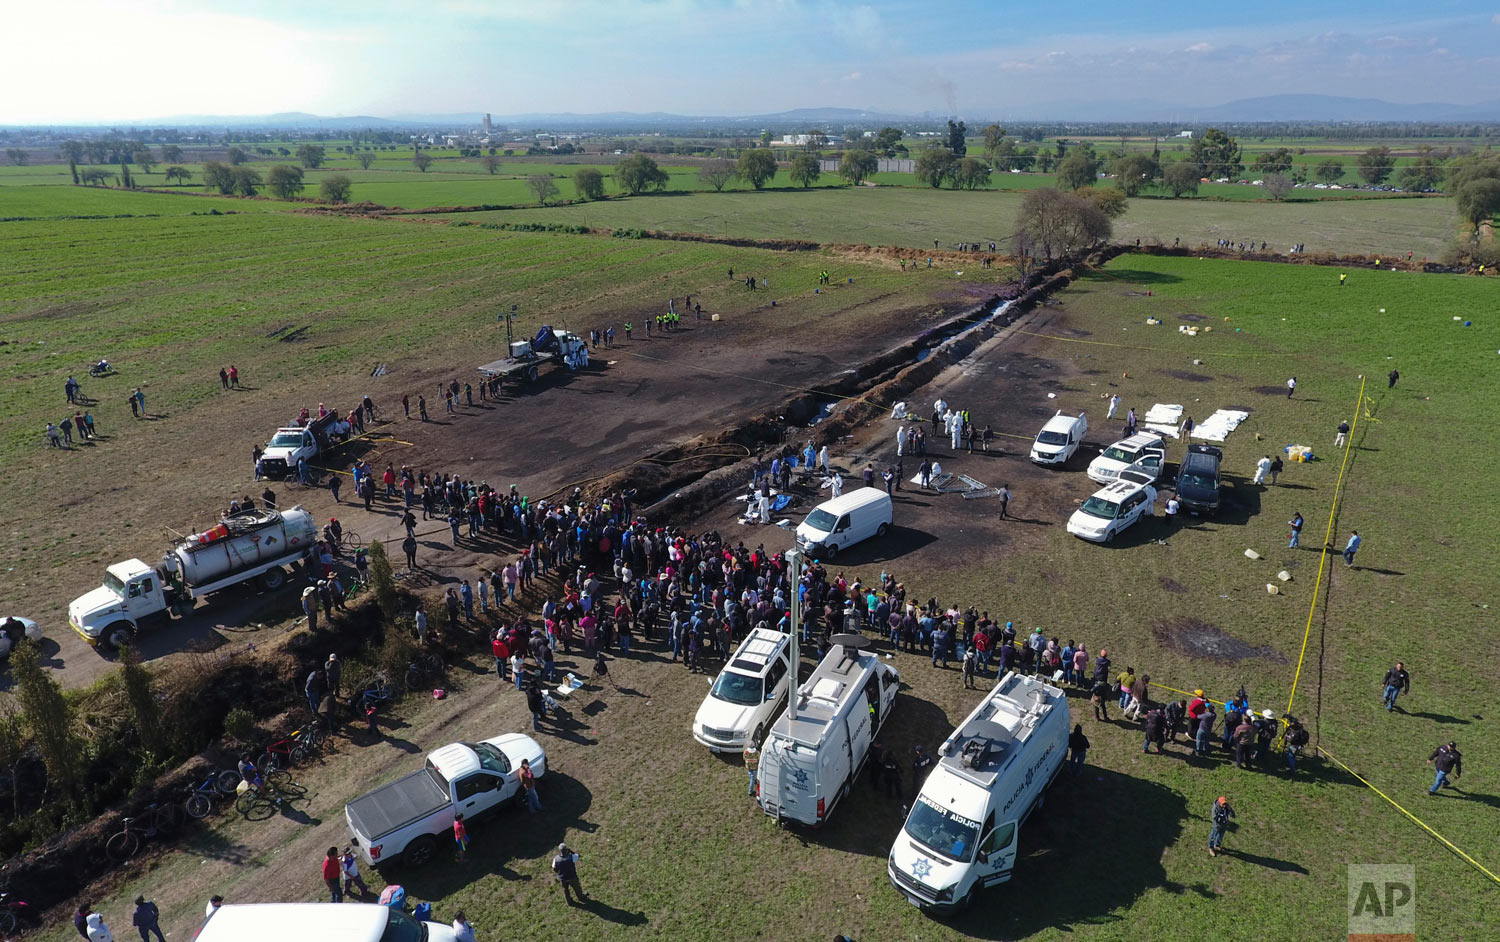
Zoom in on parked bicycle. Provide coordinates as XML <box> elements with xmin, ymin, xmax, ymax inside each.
<box><xmin>338</xmin><ymin>529</ymin><xmax>363</xmax><ymax>551</ymax></box>
<box><xmin>0</xmin><ymin>888</ymin><xmax>36</xmax><ymax>934</ymax></box>
<box><xmin>105</xmin><ymin>803</ymin><xmax>180</xmax><ymax>862</ymax></box>
<box><xmin>235</xmin><ymin>768</ymin><xmax>302</xmax><ymax>817</ymax></box>
<box><xmin>403</xmin><ymin>652</ymin><xmax>445</xmax><ymax>692</ymax></box>
<box><xmin>183</xmin><ymin>770</ymin><xmax>242</xmax><ymax>819</ymax></box>
<box><xmin>259</xmin><ymin>726</ymin><xmax>320</xmax><ymax>771</ymax></box>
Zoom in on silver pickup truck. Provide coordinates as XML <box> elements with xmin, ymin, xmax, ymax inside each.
<box><xmin>346</xmin><ymin>735</ymin><xmax>546</xmax><ymax>868</ymax></box>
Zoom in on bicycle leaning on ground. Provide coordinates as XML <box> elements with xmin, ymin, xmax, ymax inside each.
<box><xmin>106</xmin><ymin>802</ymin><xmax>180</xmax><ymax>862</ymax></box>
<box><xmin>235</xmin><ymin>768</ymin><xmax>302</xmax><ymax>817</ymax></box>
<box><xmin>259</xmin><ymin>724</ymin><xmax>325</xmax><ymax>771</ymax></box>
<box><xmin>183</xmin><ymin>769</ymin><xmax>244</xmax><ymax>819</ymax></box>
<box><xmin>404</xmin><ymin>652</ymin><xmax>445</xmax><ymax>692</ymax></box>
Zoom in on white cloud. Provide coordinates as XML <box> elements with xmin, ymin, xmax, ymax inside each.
<box><xmin>1185</xmin><ymin>42</ymin><xmax>1212</xmax><ymax>53</ymax></box>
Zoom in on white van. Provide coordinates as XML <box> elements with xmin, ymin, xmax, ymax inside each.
<box><xmin>758</xmin><ymin>634</ymin><xmax>900</xmax><ymax>826</ymax></box>
<box><xmin>888</xmin><ymin>672</ymin><xmax>1069</xmax><ymax>912</ymax></box>
<box><xmin>196</xmin><ymin>904</ymin><xmax>457</xmax><ymax>942</ymax></box>
<box><xmin>795</xmin><ymin>487</ymin><xmax>892</xmax><ymax>558</ymax></box>
<box><xmin>1029</xmin><ymin>411</ymin><xmax>1087</xmax><ymax>466</ymax></box>
<box><xmin>692</xmin><ymin>626</ymin><xmax>792</xmax><ymax>752</ymax></box>
<box><xmin>1086</xmin><ymin>432</ymin><xmax>1166</xmax><ymax>483</ymax></box>
<box><xmin>1067</xmin><ymin>473</ymin><xmax>1157</xmax><ymax>543</ymax></box>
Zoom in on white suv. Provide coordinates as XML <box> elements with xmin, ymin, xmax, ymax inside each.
<box><xmin>1087</xmin><ymin>433</ymin><xmax>1166</xmax><ymax>484</ymax></box>
<box><xmin>693</xmin><ymin>627</ymin><xmax>792</xmax><ymax>752</ymax></box>
<box><xmin>1068</xmin><ymin>473</ymin><xmax>1157</xmax><ymax>543</ymax></box>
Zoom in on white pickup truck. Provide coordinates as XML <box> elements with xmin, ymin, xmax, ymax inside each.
<box><xmin>346</xmin><ymin>736</ymin><xmax>546</xmax><ymax>869</ymax></box>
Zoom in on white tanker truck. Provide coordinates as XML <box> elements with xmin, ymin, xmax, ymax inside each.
<box><xmin>69</xmin><ymin>507</ymin><xmax>318</xmax><ymax>649</ymax></box>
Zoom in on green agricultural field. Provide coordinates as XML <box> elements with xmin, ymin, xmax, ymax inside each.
<box><xmin>429</xmin><ymin>185</ymin><xmax>1461</xmax><ymax>257</ymax></box>
<box><xmin>23</xmin><ymin>250</ymin><xmax>1499</xmax><ymax>942</ymax></box>
<box><xmin>0</xmin><ymin>208</ymin><xmax>971</xmax><ymax>637</ymax></box>
<box><xmin>873</xmin><ymin>254</ymin><xmax>1500</xmax><ymax>940</ymax></box>
<box><xmin>0</xmin><ymin>182</ymin><xmax>296</xmax><ymax>218</ymax></box>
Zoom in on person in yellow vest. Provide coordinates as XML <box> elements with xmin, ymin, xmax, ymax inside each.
<box><xmin>1339</xmin><ymin>272</ymin><xmax>1347</xmax><ymax>286</ymax></box>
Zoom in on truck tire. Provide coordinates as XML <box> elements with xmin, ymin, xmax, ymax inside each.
<box><xmin>404</xmin><ymin>835</ymin><xmax>438</xmax><ymax>868</ymax></box>
<box><xmin>104</xmin><ymin>621</ymin><xmax>135</xmax><ymax>650</ymax></box>
<box><xmin>526</xmin><ymin>366</ymin><xmax>539</xmax><ymax>383</ymax></box>
<box><xmin>823</xmin><ymin>542</ymin><xmax>838</xmax><ymax>558</ymax></box>
<box><xmin>260</xmin><ymin>567</ymin><xmax>286</xmax><ymax>591</ymax></box>
<box><xmin>752</xmin><ymin>723</ymin><xmax>765</xmax><ymax>746</ymax></box>
<box><xmin>876</xmin><ymin>523</ymin><xmax>889</xmax><ymax>538</ymax></box>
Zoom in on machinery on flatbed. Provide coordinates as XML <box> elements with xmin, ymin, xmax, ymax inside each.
<box><xmin>477</xmin><ymin>325</ymin><xmax>589</xmax><ymax>389</ymax></box>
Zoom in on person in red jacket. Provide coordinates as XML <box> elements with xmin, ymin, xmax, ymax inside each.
<box><xmin>453</xmin><ymin>813</ymin><xmax>469</xmax><ymax>862</ymax></box>
<box><xmin>491</xmin><ymin>631</ymin><xmax>511</xmax><ymax>683</ymax></box>
<box><xmin>321</xmin><ymin>846</ymin><xmax>343</xmax><ymax>902</ymax></box>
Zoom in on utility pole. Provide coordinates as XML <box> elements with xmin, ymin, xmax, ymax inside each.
<box><xmin>786</xmin><ymin>549</ymin><xmax>802</xmax><ymax>722</ymax></box>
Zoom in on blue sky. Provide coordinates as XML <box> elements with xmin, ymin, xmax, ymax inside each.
<box><xmin>5</xmin><ymin>0</ymin><xmax>1500</xmax><ymax>122</ymax></box>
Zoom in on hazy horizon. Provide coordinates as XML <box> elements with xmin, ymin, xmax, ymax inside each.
<box><xmin>6</xmin><ymin>0</ymin><xmax>1500</xmax><ymax>125</ymax></box>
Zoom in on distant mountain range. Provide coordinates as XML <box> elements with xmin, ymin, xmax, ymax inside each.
<box><xmin>19</xmin><ymin>96</ymin><xmax>1500</xmax><ymax>129</ymax></box>
<box><xmin>1180</xmin><ymin>94</ymin><xmax>1500</xmax><ymax>123</ymax></box>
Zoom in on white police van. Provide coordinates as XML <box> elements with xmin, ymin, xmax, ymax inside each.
<box><xmin>887</xmin><ymin>672</ymin><xmax>1069</xmax><ymax>912</ymax></box>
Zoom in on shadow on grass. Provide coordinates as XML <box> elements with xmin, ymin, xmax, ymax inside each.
<box><xmin>784</xmin><ymin>690</ymin><xmax>952</xmax><ymax>857</ymax></box>
<box><xmin>940</xmin><ymin>766</ymin><xmax>1187</xmax><ymax>938</ymax></box>
<box><xmin>1081</xmin><ymin>268</ymin><xmax>1184</xmax><ymax>286</ymax></box>
<box><xmin>392</xmin><ymin>771</ymin><xmax>595</xmax><ymax>896</ymax></box>
<box><xmin>1440</xmin><ymin>789</ymin><xmax>1500</xmax><ymax>809</ymax></box>
<box><xmin>576</xmin><ymin>897</ymin><xmax>648</xmax><ymax>926</ymax></box>
<box><xmin>1399</xmin><ymin>710</ymin><xmax>1472</xmax><ymax>725</ymax></box>
<box><xmin>1223</xmin><ymin>848</ymin><xmax>1310</xmax><ymax>873</ymax></box>
<box><xmin>179</xmin><ymin>825</ymin><xmax>255</xmax><ymax>865</ymax></box>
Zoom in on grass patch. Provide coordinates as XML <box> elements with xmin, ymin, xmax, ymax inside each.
<box><xmin>425</xmin><ymin>186</ymin><xmax>1461</xmax><ymax>257</ymax></box>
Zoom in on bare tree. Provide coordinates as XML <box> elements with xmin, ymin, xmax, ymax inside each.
<box><xmin>1012</xmin><ymin>188</ymin><xmax>1112</xmax><ymax>260</ymax></box>
<box><xmin>5</xmin><ymin>148</ymin><xmax>29</xmax><ymax>166</ymax></box>
<box><xmin>1264</xmin><ymin>173</ymin><xmax>1293</xmax><ymax>201</ymax></box>
<box><xmin>481</xmin><ymin>155</ymin><xmax>502</xmax><ymax>174</ymax></box>
<box><xmin>527</xmin><ymin>173</ymin><xmax>560</xmax><ymax>205</ymax></box>
<box><xmin>698</xmin><ymin>159</ymin><xmax>738</xmax><ymax>191</ymax></box>
<box><xmin>356</xmin><ymin>152</ymin><xmax>377</xmax><ymax>170</ymax></box>
<box><xmin>412</xmin><ymin>152</ymin><xmax>433</xmax><ymax>172</ymax></box>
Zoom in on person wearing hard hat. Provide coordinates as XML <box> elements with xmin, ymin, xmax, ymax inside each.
<box><xmin>1208</xmin><ymin>796</ymin><xmax>1235</xmax><ymax>857</ymax></box>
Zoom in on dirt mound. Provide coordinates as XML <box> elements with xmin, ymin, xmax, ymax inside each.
<box><xmin>1157</xmin><ymin>369</ymin><xmax>1212</xmax><ymax>383</ymax></box>
<box><xmin>1151</xmin><ymin>617</ymin><xmax>1287</xmax><ymax>663</ymax></box>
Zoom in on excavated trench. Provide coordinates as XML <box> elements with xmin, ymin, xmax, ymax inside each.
<box><xmin>578</xmin><ymin>247</ymin><xmax>1128</xmax><ymax>522</ymax></box>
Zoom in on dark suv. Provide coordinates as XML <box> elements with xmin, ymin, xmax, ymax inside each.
<box><xmin>1175</xmin><ymin>444</ymin><xmax>1223</xmax><ymax>514</ymax></box>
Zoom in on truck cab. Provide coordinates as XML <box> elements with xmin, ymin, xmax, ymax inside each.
<box><xmin>888</xmin><ymin>673</ymin><xmax>1068</xmax><ymax>912</ymax></box>
<box><xmin>68</xmin><ymin>559</ymin><xmax>169</xmax><ymax>648</ymax></box>
<box><xmin>261</xmin><ymin>427</ymin><xmax>318</xmax><ymax>478</ymax></box>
